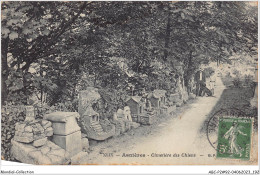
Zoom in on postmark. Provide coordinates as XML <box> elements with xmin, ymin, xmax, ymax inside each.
<box><xmin>216</xmin><ymin>117</ymin><xmax>252</xmax><ymax>160</ymax></box>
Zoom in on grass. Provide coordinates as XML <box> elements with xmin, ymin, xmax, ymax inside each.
<box><xmin>202</xmin><ymin>75</ymin><xmax>257</xmax><ymax>133</ymax></box>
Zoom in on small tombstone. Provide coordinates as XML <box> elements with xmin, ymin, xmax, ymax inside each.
<box><xmin>116</xmin><ymin>109</ymin><xmax>124</xmax><ymax>120</ymax></box>
<box><xmin>111</xmin><ymin>111</ymin><xmax>125</xmax><ymax>134</ymax></box>
<box><xmin>82</xmin><ymin>106</ymin><xmax>100</xmax><ymax>124</ymax></box>
<box><xmin>25</xmin><ymin>106</ymin><xmax>35</xmax><ymax>122</ymax></box>
<box><xmin>147</xmin><ymin>90</ymin><xmax>166</xmax><ymax>109</ymax></box>
<box><xmin>125</xmin><ymin>96</ymin><xmax>144</xmax><ymax>116</ymax></box>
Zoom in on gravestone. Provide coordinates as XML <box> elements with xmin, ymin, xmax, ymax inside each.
<box><xmin>11</xmin><ymin>107</ymin><xmax>62</xmax><ymax>164</ymax></box>
<box><xmin>13</xmin><ymin>106</ymin><xmax>52</xmax><ymax>147</ymax></box>
<box><xmin>44</xmin><ymin>112</ymin><xmax>82</xmax><ymax>158</ymax></box>
<box><xmin>113</xmin><ymin>106</ymin><xmax>140</xmax><ymax>132</ymax></box>
<box><xmin>25</xmin><ymin>105</ymin><xmax>35</xmax><ymax>122</ymax></box>
<box><xmin>79</xmin><ymin>89</ymin><xmax>115</xmax><ymax>141</ymax></box>
<box><xmin>111</xmin><ymin>113</ymin><xmax>125</xmax><ymax>136</ymax></box>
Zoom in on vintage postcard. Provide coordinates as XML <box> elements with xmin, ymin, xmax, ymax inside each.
<box><xmin>1</xmin><ymin>0</ymin><xmax>258</xmax><ymax>169</ymax></box>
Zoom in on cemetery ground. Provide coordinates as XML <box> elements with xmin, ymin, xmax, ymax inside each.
<box><xmin>1</xmin><ymin>74</ymin><xmax>257</xmax><ymax>165</ymax></box>
<box><xmin>81</xmin><ymin>76</ymin><xmax>258</xmax><ymax>165</ymax></box>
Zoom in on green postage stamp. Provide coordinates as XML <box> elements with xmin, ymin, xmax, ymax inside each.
<box><xmin>217</xmin><ymin>118</ymin><xmax>252</xmax><ymax>160</ymax></box>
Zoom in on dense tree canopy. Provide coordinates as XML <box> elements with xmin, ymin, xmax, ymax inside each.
<box><xmin>1</xmin><ymin>1</ymin><xmax>257</xmax><ymax>112</ymax></box>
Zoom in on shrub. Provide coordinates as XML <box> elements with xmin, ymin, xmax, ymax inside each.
<box><xmin>232</xmin><ymin>77</ymin><xmax>242</xmax><ymax>88</ymax></box>
<box><xmin>1</xmin><ymin>105</ymin><xmax>25</xmax><ymax>161</ymax></box>
<box><xmin>244</xmin><ymin>75</ymin><xmax>254</xmax><ymax>87</ymax></box>
<box><xmin>97</xmin><ymin>88</ymin><xmax>128</xmax><ymax>119</ymax></box>
<box><xmin>204</xmin><ymin>67</ymin><xmax>215</xmax><ymax>78</ymax></box>
<box><xmin>232</xmin><ymin>69</ymin><xmax>241</xmax><ymax>77</ymax></box>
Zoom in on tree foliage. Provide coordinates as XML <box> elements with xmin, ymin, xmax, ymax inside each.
<box><xmin>1</xmin><ymin>1</ymin><xmax>257</xmax><ymax>109</ymax></box>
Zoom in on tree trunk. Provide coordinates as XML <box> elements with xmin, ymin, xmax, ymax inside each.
<box><xmin>163</xmin><ymin>11</ymin><xmax>171</xmax><ymax>61</ymax></box>
<box><xmin>1</xmin><ymin>38</ymin><xmax>9</xmax><ymax>104</ymax></box>
<box><xmin>184</xmin><ymin>51</ymin><xmax>193</xmax><ymax>87</ymax></box>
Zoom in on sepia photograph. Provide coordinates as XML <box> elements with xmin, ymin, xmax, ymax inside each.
<box><xmin>1</xmin><ymin>0</ymin><xmax>258</xmax><ymax>172</ymax></box>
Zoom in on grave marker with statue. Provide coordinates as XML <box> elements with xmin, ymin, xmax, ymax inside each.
<box><xmin>78</xmin><ymin>87</ymin><xmax>115</xmax><ymax>141</ymax></box>
<box><xmin>111</xmin><ymin>106</ymin><xmax>140</xmax><ymax>135</ymax></box>
<box><xmin>126</xmin><ymin>96</ymin><xmax>156</xmax><ymax>125</ymax></box>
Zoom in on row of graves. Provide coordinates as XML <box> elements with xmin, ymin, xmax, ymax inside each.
<box><xmin>126</xmin><ymin>90</ymin><xmax>168</xmax><ymax>125</ymax></box>
<box><xmin>10</xmin><ymin>87</ymin><xmax>195</xmax><ymax>165</ymax></box>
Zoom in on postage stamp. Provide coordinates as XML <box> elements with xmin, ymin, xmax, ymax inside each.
<box><xmin>216</xmin><ymin>118</ymin><xmax>252</xmax><ymax>160</ymax></box>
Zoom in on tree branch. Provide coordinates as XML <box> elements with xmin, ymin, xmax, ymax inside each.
<box><xmin>21</xmin><ymin>2</ymin><xmax>88</xmax><ymax>71</ymax></box>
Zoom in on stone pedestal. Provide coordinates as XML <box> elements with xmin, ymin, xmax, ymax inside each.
<box><xmin>52</xmin><ymin>131</ymin><xmax>82</xmax><ymax>157</ymax></box>
<box><xmin>44</xmin><ymin>112</ymin><xmax>82</xmax><ymax>158</ymax></box>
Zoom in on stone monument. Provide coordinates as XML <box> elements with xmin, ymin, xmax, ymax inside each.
<box><xmin>79</xmin><ymin>88</ymin><xmax>115</xmax><ymax>141</ymax></box>
<box><xmin>11</xmin><ymin>106</ymin><xmax>69</xmax><ymax>165</ymax></box>
<box><xmin>44</xmin><ymin>112</ymin><xmax>82</xmax><ymax>158</ymax></box>
<box><xmin>111</xmin><ymin>106</ymin><xmax>140</xmax><ymax>135</ymax></box>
